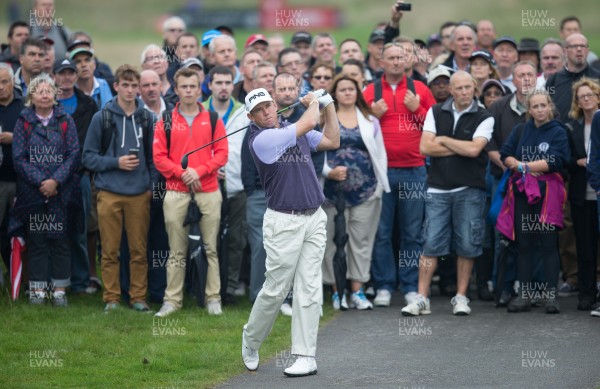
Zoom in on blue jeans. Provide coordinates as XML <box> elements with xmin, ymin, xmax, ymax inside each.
<box><xmin>246</xmin><ymin>190</ymin><xmax>267</xmax><ymax>303</ymax></box>
<box><xmin>69</xmin><ymin>173</ymin><xmax>91</xmax><ymax>292</ymax></box>
<box><xmin>372</xmin><ymin>166</ymin><xmax>426</xmax><ymax>294</ymax></box>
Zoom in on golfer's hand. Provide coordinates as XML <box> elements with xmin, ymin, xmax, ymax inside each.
<box><xmin>300</xmin><ymin>92</ymin><xmax>317</xmax><ymax>108</ymax></box>
<box><xmin>118</xmin><ymin>155</ymin><xmax>139</xmax><ymax>171</ymax></box>
<box><xmin>328</xmin><ymin>166</ymin><xmax>348</xmax><ymax>181</ymax></box>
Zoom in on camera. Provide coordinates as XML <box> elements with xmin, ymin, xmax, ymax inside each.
<box><xmin>395</xmin><ymin>2</ymin><xmax>412</xmax><ymax>11</ymax></box>
<box><xmin>129</xmin><ymin>148</ymin><xmax>139</xmax><ymax>158</ymax></box>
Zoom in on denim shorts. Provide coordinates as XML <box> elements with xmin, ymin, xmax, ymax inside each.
<box><xmin>422</xmin><ymin>187</ymin><xmax>486</xmax><ymax>258</ymax></box>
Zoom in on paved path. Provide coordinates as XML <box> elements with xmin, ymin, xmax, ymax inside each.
<box><xmin>219</xmin><ymin>292</ymin><xmax>600</xmax><ymax>389</ymax></box>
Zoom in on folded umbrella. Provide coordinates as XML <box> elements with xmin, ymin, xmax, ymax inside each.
<box><xmin>183</xmin><ymin>191</ymin><xmax>209</xmax><ymax>308</ymax></box>
<box><xmin>10</xmin><ymin>237</ymin><xmax>25</xmax><ymax>301</ymax></box>
<box><xmin>332</xmin><ymin>186</ymin><xmax>348</xmax><ymax>308</ymax></box>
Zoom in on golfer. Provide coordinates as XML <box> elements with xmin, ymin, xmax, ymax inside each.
<box><xmin>241</xmin><ymin>87</ymin><xmax>339</xmax><ymax>377</ymax></box>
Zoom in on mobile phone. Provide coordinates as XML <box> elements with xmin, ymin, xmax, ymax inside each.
<box><xmin>129</xmin><ymin>148</ymin><xmax>139</xmax><ymax>158</ymax></box>
<box><xmin>396</xmin><ymin>2</ymin><xmax>412</xmax><ymax>11</ymax></box>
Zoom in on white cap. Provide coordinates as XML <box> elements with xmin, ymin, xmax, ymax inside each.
<box><xmin>245</xmin><ymin>88</ymin><xmax>274</xmax><ymax>113</ymax></box>
<box><xmin>426</xmin><ymin>66</ymin><xmax>452</xmax><ymax>86</ymax></box>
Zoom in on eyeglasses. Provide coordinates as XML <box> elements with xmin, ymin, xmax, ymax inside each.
<box><xmin>281</xmin><ymin>60</ymin><xmax>302</xmax><ymax>68</ymax></box>
<box><xmin>566</xmin><ymin>44</ymin><xmax>588</xmax><ymax>50</ymax></box>
<box><xmin>168</xmin><ymin>28</ymin><xmax>184</xmax><ymax>33</ymax></box>
<box><xmin>144</xmin><ymin>55</ymin><xmax>166</xmax><ymax>63</ymax></box>
<box><xmin>430</xmin><ymin>78</ymin><xmax>449</xmax><ymax>86</ymax></box>
<box><xmin>313</xmin><ymin>75</ymin><xmax>332</xmax><ymax>81</ymax></box>
<box><xmin>577</xmin><ymin>93</ymin><xmax>598</xmax><ymax>101</ymax></box>
<box><xmin>484</xmin><ymin>90</ymin><xmax>503</xmax><ymax>97</ymax></box>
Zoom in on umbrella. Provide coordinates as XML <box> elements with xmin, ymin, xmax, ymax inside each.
<box><xmin>10</xmin><ymin>237</ymin><xmax>25</xmax><ymax>301</ymax></box>
<box><xmin>494</xmin><ymin>236</ymin><xmax>514</xmax><ymax>306</ymax></box>
<box><xmin>332</xmin><ymin>185</ymin><xmax>348</xmax><ymax>309</ymax></box>
<box><xmin>183</xmin><ymin>190</ymin><xmax>208</xmax><ymax>308</ymax></box>
<box><xmin>218</xmin><ymin>178</ymin><xmax>229</xmax><ymax>301</ymax></box>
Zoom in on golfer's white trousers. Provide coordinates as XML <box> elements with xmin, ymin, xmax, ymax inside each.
<box><xmin>245</xmin><ymin>207</ymin><xmax>327</xmax><ymax>356</ymax></box>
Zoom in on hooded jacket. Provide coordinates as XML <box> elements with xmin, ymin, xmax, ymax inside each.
<box><xmin>82</xmin><ymin>96</ymin><xmax>155</xmax><ymax>195</ymax></box>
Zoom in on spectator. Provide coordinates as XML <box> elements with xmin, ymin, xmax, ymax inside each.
<box><xmin>67</xmin><ymin>31</ymin><xmax>114</xmax><ymax>90</ymax></box>
<box><xmin>363</xmin><ymin>42</ymin><xmax>436</xmax><ymax>307</ymax></box>
<box><xmin>203</xmin><ymin>66</ymin><xmax>241</xmax><ymax>125</ymax></box>
<box><xmin>200</xmin><ymin>29</ymin><xmax>222</xmax><ymax>72</ymax></box>
<box><xmin>588</xmin><ymin>111</ymin><xmax>600</xmax><ymax>317</ymax></box>
<box><xmin>54</xmin><ymin>58</ymin><xmax>98</xmax><ymax>294</ymax></box>
<box><xmin>439</xmin><ymin>21</ymin><xmax>457</xmax><ymax>53</ymax></box>
<box><xmin>69</xmin><ymin>47</ymin><xmax>112</xmax><ymax>109</ymax></box>
<box><xmin>402</xmin><ymin>70</ymin><xmax>493</xmax><ymax>316</ymax></box>
<box><xmin>476</xmin><ymin>20</ymin><xmax>496</xmax><ymax>52</ymax></box>
<box><xmin>468</xmin><ymin>50</ymin><xmax>499</xmax><ymax>98</ymax></box>
<box><xmin>492</xmin><ymin>36</ymin><xmax>518</xmax><ymax>93</ymax></box>
<box><xmin>245</xmin><ymin>34</ymin><xmax>269</xmax><ymax>59</ymax></box>
<box><xmin>29</xmin><ymin>0</ymin><xmax>71</xmax><ymax>59</ymax></box>
<box><xmin>338</xmin><ymin>39</ymin><xmax>364</xmax><ymax>67</ymax></box>
<box><xmin>166</xmin><ymin>32</ymin><xmax>200</xmax><ymax>87</ymax></box>
<box><xmin>15</xmin><ymin>38</ymin><xmax>46</xmax><ymax>95</ymax></box>
<box><xmin>499</xmin><ymin>90</ymin><xmax>570</xmax><ymax>314</ymax></box>
<box><xmin>278</xmin><ymin>47</ymin><xmax>310</xmax><ymax>96</ymax></box>
<box><xmin>309</xmin><ymin>62</ymin><xmax>335</xmax><ymax>92</ymax></box>
<box><xmin>290</xmin><ymin>31</ymin><xmax>312</xmax><ymax>68</ymax></box>
<box><xmin>82</xmin><ymin>65</ymin><xmax>155</xmax><ymax>313</ymax></box>
<box><xmin>0</xmin><ymin>21</ymin><xmax>30</xmax><ymax>72</ymax></box>
<box><xmin>322</xmin><ymin>75</ymin><xmax>390</xmax><ymax>310</ymax></box>
<box><xmin>209</xmin><ymin>35</ymin><xmax>241</xmax><ymax>84</ymax></box>
<box><xmin>39</xmin><ymin>36</ymin><xmax>54</xmax><ymax>76</ymax></box>
<box><xmin>558</xmin><ymin>16</ymin><xmax>598</xmax><ymax>65</ymax></box>
<box><xmin>310</xmin><ymin>33</ymin><xmax>337</xmax><ymax>69</ymax></box>
<box><xmin>479</xmin><ymin>79</ymin><xmax>507</xmax><ymax>109</ymax></box>
<box><xmin>427</xmin><ymin>34</ymin><xmax>444</xmax><ymax>63</ymax></box>
<box><xmin>426</xmin><ymin>65</ymin><xmax>452</xmax><ymax>104</ymax></box>
<box><xmin>233</xmin><ymin>49</ymin><xmax>262</xmax><ymax>104</ymax></box>
<box><xmin>517</xmin><ymin>38</ymin><xmax>541</xmax><ymax>73</ymax></box>
<box><xmin>365</xmin><ymin>30</ymin><xmax>385</xmax><ymax>83</ymax></box>
<box><xmin>341</xmin><ymin>58</ymin><xmax>366</xmax><ymax>91</ymax></box>
<box><xmin>393</xmin><ymin>37</ymin><xmax>427</xmax><ymax>84</ymax></box>
<box><xmin>153</xmin><ymin>68</ymin><xmax>227</xmax><ymax>317</ymax></box>
<box><xmin>536</xmin><ymin>39</ymin><xmax>565</xmax><ymax>89</ymax></box>
<box><xmin>565</xmin><ymin>78</ymin><xmax>600</xmax><ymax>311</ymax></box>
<box><xmin>139</xmin><ymin>69</ymin><xmax>171</xmax><ymax>118</ymax></box>
<box><xmin>161</xmin><ymin>16</ymin><xmax>186</xmax><ymax>63</ymax></box>
<box><xmin>441</xmin><ymin>25</ymin><xmax>476</xmax><ymax>72</ymax></box>
<box><xmin>11</xmin><ymin>74</ymin><xmax>81</xmax><ymax>306</ymax></box>
<box><xmin>266</xmin><ymin>34</ymin><xmax>285</xmax><ymax>65</ymax></box>
<box><xmin>0</xmin><ymin>64</ymin><xmax>24</xmax><ymax>273</ymax></box>
<box><xmin>141</xmin><ymin>44</ymin><xmax>176</xmax><ymax>100</ymax></box>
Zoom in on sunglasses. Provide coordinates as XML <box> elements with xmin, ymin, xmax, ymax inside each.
<box><xmin>313</xmin><ymin>75</ymin><xmax>332</xmax><ymax>81</ymax></box>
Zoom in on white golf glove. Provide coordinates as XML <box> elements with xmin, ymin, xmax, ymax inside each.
<box><xmin>317</xmin><ymin>92</ymin><xmax>334</xmax><ymax>109</ymax></box>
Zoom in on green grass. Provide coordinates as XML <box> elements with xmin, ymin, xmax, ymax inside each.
<box><xmin>0</xmin><ymin>280</ymin><xmax>337</xmax><ymax>389</ymax></box>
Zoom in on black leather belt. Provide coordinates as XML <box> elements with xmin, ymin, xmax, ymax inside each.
<box><xmin>271</xmin><ymin>207</ymin><xmax>319</xmax><ymax>216</ymax></box>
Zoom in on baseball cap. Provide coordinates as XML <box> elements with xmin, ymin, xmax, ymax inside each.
<box><xmin>215</xmin><ymin>25</ymin><xmax>234</xmax><ymax>37</ymax></box>
<box><xmin>493</xmin><ymin>36</ymin><xmax>517</xmax><ymax>50</ymax></box>
<box><xmin>53</xmin><ymin>58</ymin><xmax>77</xmax><ymax>73</ymax></box>
<box><xmin>427</xmin><ymin>33</ymin><xmax>441</xmax><ymax>47</ymax></box>
<box><xmin>517</xmin><ymin>38</ymin><xmax>540</xmax><ymax>53</ymax></box>
<box><xmin>202</xmin><ymin>29</ymin><xmax>222</xmax><ymax>47</ymax></box>
<box><xmin>35</xmin><ymin>35</ymin><xmax>54</xmax><ymax>46</ymax></box>
<box><xmin>69</xmin><ymin>47</ymin><xmax>94</xmax><ymax>59</ymax></box>
<box><xmin>481</xmin><ymin>79</ymin><xmax>507</xmax><ymax>95</ymax></box>
<box><xmin>369</xmin><ymin>30</ymin><xmax>386</xmax><ymax>44</ymax></box>
<box><xmin>66</xmin><ymin>39</ymin><xmax>91</xmax><ymax>53</ymax></box>
<box><xmin>426</xmin><ymin>66</ymin><xmax>452</xmax><ymax>86</ymax></box>
<box><xmin>245</xmin><ymin>88</ymin><xmax>273</xmax><ymax>113</ymax></box>
<box><xmin>469</xmin><ymin>50</ymin><xmax>496</xmax><ymax>66</ymax></box>
<box><xmin>291</xmin><ymin>31</ymin><xmax>312</xmax><ymax>45</ymax></box>
<box><xmin>181</xmin><ymin>57</ymin><xmax>204</xmax><ymax>70</ymax></box>
<box><xmin>245</xmin><ymin>34</ymin><xmax>268</xmax><ymax>49</ymax></box>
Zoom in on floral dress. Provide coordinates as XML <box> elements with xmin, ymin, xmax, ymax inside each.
<box><xmin>324</xmin><ymin>122</ymin><xmax>377</xmax><ymax>207</ymax></box>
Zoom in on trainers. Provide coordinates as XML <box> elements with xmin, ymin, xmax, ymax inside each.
<box><xmin>351</xmin><ymin>289</ymin><xmax>373</xmax><ymax>310</ymax></box>
<box><xmin>131</xmin><ymin>301</ymin><xmax>151</xmax><ymax>312</ymax></box>
<box><xmin>280</xmin><ymin>302</ymin><xmax>293</xmax><ymax>316</ymax></box>
<box><xmin>591</xmin><ymin>306</ymin><xmax>600</xmax><ymax>317</ymax></box>
<box><xmin>404</xmin><ymin>291</ymin><xmax>420</xmax><ymax>305</ymax></box>
<box><xmin>207</xmin><ymin>300</ymin><xmax>222</xmax><ymax>315</ymax></box>
<box><xmin>545</xmin><ymin>292</ymin><xmax>560</xmax><ymax>314</ymax></box>
<box><xmin>85</xmin><ymin>277</ymin><xmax>102</xmax><ymax>294</ymax></box>
<box><xmin>29</xmin><ymin>290</ymin><xmax>46</xmax><ymax>305</ymax></box>
<box><xmin>451</xmin><ymin>295</ymin><xmax>471</xmax><ymax>316</ymax></box>
<box><xmin>374</xmin><ymin>289</ymin><xmax>391</xmax><ymax>307</ymax></box>
<box><xmin>242</xmin><ymin>324</ymin><xmax>259</xmax><ymax>371</ymax></box>
<box><xmin>507</xmin><ymin>294</ymin><xmax>531</xmax><ymax>313</ymax></box>
<box><xmin>401</xmin><ymin>295</ymin><xmax>431</xmax><ymax>316</ymax></box>
<box><xmin>104</xmin><ymin>301</ymin><xmax>120</xmax><ymax>313</ymax></box>
<box><xmin>558</xmin><ymin>282</ymin><xmax>578</xmax><ymax>297</ymax></box>
<box><xmin>283</xmin><ymin>356</ymin><xmax>317</xmax><ymax>377</ymax></box>
<box><xmin>234</xmin><ymin>281</ymin><xmax>246</xmax><ymax>297</ymax></box>
<box><xmin>155</xmin><ymin>302</ymin><xmax>178</xmax><ymax>317</ymax></box>
<box><xmin>332</xmin><ymin>292</ymin><xmax>348</xmax><ymax>311</ymax></box>
<box><xmin>52</xmin><ymin>291</ymin><xmax>68</xmax><ymax>307</ymax></box>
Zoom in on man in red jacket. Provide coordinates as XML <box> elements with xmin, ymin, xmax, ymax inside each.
<box><xmin>363</xmin><ymin>42</ymin><xmax>436</xmax><ymax>307</ymax></box>
<box><xmin>153</xmin><ymin>68</ymin><xmax>228</xmax><ymax>317</ymax></box>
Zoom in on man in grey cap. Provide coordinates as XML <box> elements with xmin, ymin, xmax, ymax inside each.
<box><xmin>366</xmin><ymin>30</ymin><xmax>385</xmax><ymax>82</ymax></box>
<box><xmin>427</xmin><ymin>66</ymin><xmax>452</xmax><ymax>103</ymax></box>
<box><xmin>291</xmin><ymin>31</ymin><xmax>312</xmax><ymax>67</ymax></box>
<box><xmin>492</xmin><ymin>36</ymin><xmax>518</xmax><ymax>92</ymax></box>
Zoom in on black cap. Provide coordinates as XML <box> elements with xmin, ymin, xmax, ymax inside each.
<box><xmin>291</xmin><ymin>31</ymin><xmax>312</xmax><ymax>45</ymax></box>
<box><xmin>369</xmin><ymin>29</ymin><xmax>386</xmax><ymax>44</ymax></box>
<box><xmin>427</xmin><ymin>33</ymin><xmax>441</xmax><ymax>47</ymax></box>
<box><xmin>53</xmin><ymin>58</ymin><xmax>77</xmax><ymax>73</ymax></box>
<box><xmin>66</xmin><ymin>39</ymin><xmax>91</xmax><ymax>53</ymax></box>
<box><xmin>517</xmin><ymin>38</ymin><xmax>540</xmax><ymax>53</ymax></box>
<box><xmin>215</xmin><ymin>25</ymin><xmax>234</xmax><ymax>37</ymax></box>
<box><xmin>493</xmin><ymin>36</ymin><xmax>517</xmax><ymax>50</ymax></box>
<box><xmin>469</xmin><ymin>50</ymin><xmax>496</xmax><ymax>66</ymax></box>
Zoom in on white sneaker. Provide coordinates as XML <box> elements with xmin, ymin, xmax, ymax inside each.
<box><xmin>401</xmin><ymin>295</ymin><xmax>431</xmax><ymax>316</ymax></box>
<box><xmin>373</xmin><ymin>289</ymin><xmax>391</xmax><ymax>307</ymax></box>
<box><xmin>283</xmin><ymin>356</ymin><xmax>317</xmax><ymax>377</ymax></box>
<box><xmin>234</xmin><ymin>282</ymin><xmax>246</xmax><ymax>297</ymax></box>
<box><xmin>451</xmin><ymin>295</ymin><xmax>471</xmax><ymax>316</ymax></box>
<box><xmin>154</xmin><ymin>302</ymin><xmax>178</xmax><ymax>317</ymax></box>
<box><xmin>207</xmin><ymin>300</ymin><xmax>222</xmax><ymax>315</ymax></box>
<box><xmin>332</xmin><ymin>292</ymin><xmax>348</xmax><ymax>310</ymax></box>
<box><xmin>350</xmin><ymin>290</ymin><xmax>373</xmax><ymax>310</ymax></box>
<box><xmin>341</xmin><ymin>293</ymin><xmax>348</xmax><ymax>310</ymax></box>
<box><xmin>280</xmin><ymin>302</ymin><xmax>292</xmax><ymax>316</ymax></box>
<box><xmin>242</xmin><ymin>324</ymin><xmax>259</xmax><ymax>371</ymax></box>
<box><xmin>404</xmin><ymin>291</ymin><xmax>420</xmax><ymax>305</ymax></box>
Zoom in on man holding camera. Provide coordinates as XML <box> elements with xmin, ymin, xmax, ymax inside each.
<box><xmin>241</xmin><ymin>87</ymin><xmax>339</xmax><ymax>377</ymax></box>
<box><xmin>83</xmin><ymin>65</ymin><xmax>156</xmax><ymax>313</ymax></box>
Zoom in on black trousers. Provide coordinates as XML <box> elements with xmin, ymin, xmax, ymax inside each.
<box><xmin>28</xmin><ymin>232</ymin><xmax>70</xmax><ymax>288</ymax></box>
<box><xmin>571</xmin><ymin>200</ymin><xmax>599</xmax><ymax>304</ymax></box>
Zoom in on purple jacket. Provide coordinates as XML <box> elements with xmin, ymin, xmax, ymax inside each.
<box><xmin>496</xmin><ymin>172</ymin><xmax>566</xmax><ymax>240</ymax></box>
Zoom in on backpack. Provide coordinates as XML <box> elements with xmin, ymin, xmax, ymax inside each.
<box><xmin>374</xmin><ymin>75</ymin><xmax>415</xmax><ymax>102</ymax></box>
<box><xmin>161</xmin><ymin>109</ymin><xmax>218</xmax><ymax>158</ymax></box>
<box><xmin>23</xmin><ymin>116</ymin><xmax>68</xmax><ymax>141</ymax></box>
<box><xmin>99</xmin><ymin>109</ymin><xmax>152</xmax><ymax>161</ymax></box>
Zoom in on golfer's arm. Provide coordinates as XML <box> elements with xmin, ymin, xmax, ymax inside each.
<box><xmin>295</xmin><ymin>101</ymin><xmax>320</xmax><ymax>138</ymax></box>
